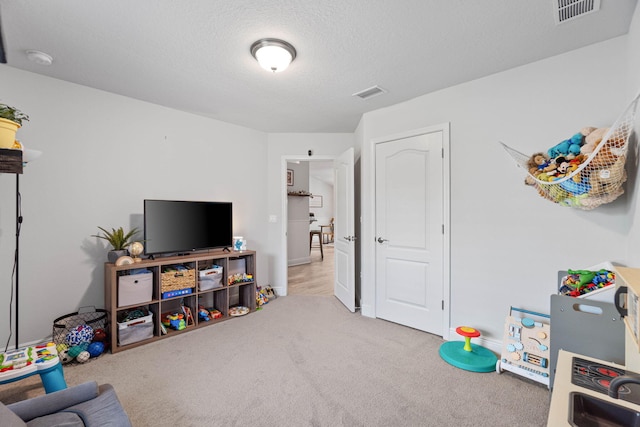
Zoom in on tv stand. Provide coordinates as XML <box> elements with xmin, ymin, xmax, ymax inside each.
<box><xmin>104</xmin><ymin>250</ymin><xmax>257</xmax><ymax>353</ymax></box>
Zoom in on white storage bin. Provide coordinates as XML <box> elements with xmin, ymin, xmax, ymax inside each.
<box><xmin>117</xmin><ymin>313</ymin><xmax>153</xmax><ymax>346</ymax></box>
<box><xmin>118</xmin><ymin>272</ymin><xmax>153</xmax><ymax>307</ymax></box>
<box><xmin>199</xmin><ymin>266</ymin><xmax>223</xmax><ymax>291</ymax></box>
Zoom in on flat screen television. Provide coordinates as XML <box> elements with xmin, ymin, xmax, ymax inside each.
<box><xmin>143</xmin><ymin>199</ymin><xmax>233</xmax><ymax>256</ymax></box>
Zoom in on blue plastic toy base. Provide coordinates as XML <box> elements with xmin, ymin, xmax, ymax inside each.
<box><xmin>439</xmin><ymin>341</ymin><xmax>498</xmax><ymax>373</ymax></box>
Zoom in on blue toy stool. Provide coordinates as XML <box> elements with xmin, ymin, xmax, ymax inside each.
<box><xmin>439</xmin><ymin>326</ymin><xmax>497</xmax><ymax>373</ymax></box>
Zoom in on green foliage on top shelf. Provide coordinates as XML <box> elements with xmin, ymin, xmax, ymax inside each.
<box><xmin>0</xmin><ymin>103</ymin><xmax>29</xmax><ymax>126</ymax></box>
<box><xmin>92</xmin><ymin>226</ymin><xmax>139</xmax><ymax>250</ymax></box>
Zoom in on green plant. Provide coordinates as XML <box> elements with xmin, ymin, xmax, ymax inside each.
<box><xmin>92</xmin><ymin>226</ymin><xmax>139</xmax><ymax>250</ymax></box>
<box><xmin>0</xmin><ymin>103</ymin><xmax>29</xmax><ymax>126</ymax></box>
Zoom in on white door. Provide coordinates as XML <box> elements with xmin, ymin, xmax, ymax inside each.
<box><xmin>375</xmin><ymin>131</ymin><xmax>444</xmax><ymax>334</ymax></box>
<box><xmin>334</xmin><ymin>148</ymin><xmax>356</xmax><ymax>312</ymax></box>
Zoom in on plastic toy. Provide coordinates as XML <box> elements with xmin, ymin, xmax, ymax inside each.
<box><xmin>87</xmin><ymin>341</ymin><xmax>105</xmax><ymax>358</ymax></box>
<box><xmin>0</xmin><ymin>343</ymin><xmax>67</xmax><ymax>393</ymax></box>
<box><xmin>198</xmin><ymin>305</ymin><xmax>210</xmax><ymax>321</ymax></box>
<box><xmin>256</xmin><ymin>287</ymin><xmax>269</xmax><ymax>307</ymax></box>
<box><xmin>439</xmin><ymin>326</ymin><xmax>497</xmax><ymax>373</ymax></box>
<box><xmin>76</xmin><ymin>351</ymin><xmax>90</xmax><ymax>363</ymax></box>
<box><xmin>92</xmin><ymin>328</ymin><xmax>107</xmax><ymax>342</ymax></box>
<box><xmin>58</xmin><ymin>349</ymin><xmax>72</xmax><ymax>364</ymax></box>
<box><xmin>163</xmin><ymin>313</ymin><xmax>186</xmax><ymax>330</ymax></box>
<box><xmin>65</xmin><ymin>324</ymin><xmax>94</xmax><ymax>346</ymax></box>
<box><xmin>208</xmin><ymin>309</ymin><xmax>222</xmax><ymax>319</ymax></box>
<box><xmin>67</xmin><ymin>343</ymin><xmax>89</xmax><ymax>359</ymax></box>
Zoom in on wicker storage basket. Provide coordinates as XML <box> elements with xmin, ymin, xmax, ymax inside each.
<box><xmin>502</xmin><ymin>93</ymin><xmax>639</xmax><ymax>210</ymax></box>
<box><xmin>161</xmin><ymin>267</ymin><xmax>195</xmax><ymax>293</ymax></box>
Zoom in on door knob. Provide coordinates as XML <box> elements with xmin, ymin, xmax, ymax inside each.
<box><xmin>377</xmin><ymin>237</ymin><xmax>388</xmax><ymax>243</ymax></box>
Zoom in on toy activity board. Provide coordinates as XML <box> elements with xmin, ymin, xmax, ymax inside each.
<box><xmin>497</xmin><ymin>307</ymin><xmax>551</xmax><ymax>388</ymax></box>
<box><xmin>0</xmin><ymin>343</ymin><xmax>67</xmax><ymax>393</ymax></box>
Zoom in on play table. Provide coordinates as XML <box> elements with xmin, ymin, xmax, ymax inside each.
<box><xmin>0</xmin><ymin>343</ymin><xmax>67</xmax><ymax>393</ymax></box>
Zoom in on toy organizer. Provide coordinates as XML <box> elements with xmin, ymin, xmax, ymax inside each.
<box><xmin>501</xmin><ymin>92</ymin><xmax>640</xmax><ymax>210</ymax></box>
<box><xmin>52</xmin><ymin>307</ymin><xmax>108</xmax><ymax>363</ymax></box>
<box><xmin>497</xmin><ymin>307</ymin><xmax>551</xmax><ymax>388</ymax></box>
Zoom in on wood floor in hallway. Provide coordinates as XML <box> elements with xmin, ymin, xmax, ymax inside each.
<box><xmin>288</xmin><ymin>244</ymin><xmax>334</xmax><ymax>296</ymax></box>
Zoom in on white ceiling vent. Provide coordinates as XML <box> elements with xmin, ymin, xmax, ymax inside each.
<box><xmin>554</xmin><ymin>0</ymin><xmax>601</xmax><ymax>24</ymax></box>
<box><xmin>352</xmin><ymin>85</ymin><xmax>387</xmax><ymax>100</ymax></box>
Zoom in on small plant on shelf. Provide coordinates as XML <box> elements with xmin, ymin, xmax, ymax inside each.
<box><xmin>0</xmin><ymin>103</ymin><xmax>30</xmax><ymax>126</ymax></box>
<box><xmin>92</xmin><ymin>226</ymin><xmax>139</xmax><ymax>250</ymax></box>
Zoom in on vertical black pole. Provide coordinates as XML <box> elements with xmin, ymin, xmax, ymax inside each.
<box><xmin>15</xmin><ymin>174</ymin><xmax>19</xmax><ymax>349</ymax></box>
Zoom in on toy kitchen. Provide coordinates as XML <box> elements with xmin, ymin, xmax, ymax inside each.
<box><xmin>547</xmin><ymin>266</ymin><xmax>640</xmax><ymax>426</ymax></box>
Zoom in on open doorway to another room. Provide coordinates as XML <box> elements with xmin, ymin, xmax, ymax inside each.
<box><xmin>287</xmin><ymin>160</ymin><xmax>335</xmax><ymax>296</ymax></box>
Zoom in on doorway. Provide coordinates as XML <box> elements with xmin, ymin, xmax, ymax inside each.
<box><xmin>285</xmin><ymin>159</ymin><xmax>335</xmax><ymax>296</ymax></box>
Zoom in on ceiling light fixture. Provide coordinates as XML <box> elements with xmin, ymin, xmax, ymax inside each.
<box><xmin>250</xmin><ymin>38</ymin><xmax>296</xmax><ymax>73</ymax></box>
<box><xmin>25</xmin><ymin>50</ymin><xmax>53</xmax><ymax>66</ymax></box>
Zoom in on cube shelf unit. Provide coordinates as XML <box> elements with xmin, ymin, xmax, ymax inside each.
<box><xmin>104</xmin><ymin>250</ymin><xmax>256</xmax><ymax>353</ymax></box>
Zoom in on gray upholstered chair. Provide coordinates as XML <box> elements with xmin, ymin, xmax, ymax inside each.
<box><xmin>0</xmin><ymin>381</ymin><xmax>131</xmax><ymax>427</ymax></box>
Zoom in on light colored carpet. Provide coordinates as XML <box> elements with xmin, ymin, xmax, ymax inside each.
<box><xmin>0</xmin><ymin>295</ymin><xmax>550</xmax><ymax>426</ymax></box>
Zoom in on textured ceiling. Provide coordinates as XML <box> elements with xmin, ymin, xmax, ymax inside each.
<box><xmin>0</xmin><ymin>0</ymin><xmax>637</xmax><ymax>132</ymax></box>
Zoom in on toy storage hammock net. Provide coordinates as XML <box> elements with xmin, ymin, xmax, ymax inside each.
<box><xmin>501</xmin><ymin>93</ymin><xmax>640</xmax><ymax>210</ymax></box>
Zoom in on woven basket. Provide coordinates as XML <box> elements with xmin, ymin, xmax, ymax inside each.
<box><xmin>502</xmin><ymin>93</ymin><xmax>639</xmax><ymax>210</ymax></box>
<box><xmin>161</xmin><ymin>268</ymin><xmax>195</xmax><ymax>293</ymax></box>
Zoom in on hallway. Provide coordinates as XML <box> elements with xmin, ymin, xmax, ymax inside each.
<box><xmin>288</xmin><ymin>244</ymin><xmax>334</xmax><ymax>296</ymax></box>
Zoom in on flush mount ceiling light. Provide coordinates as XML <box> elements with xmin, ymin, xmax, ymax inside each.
<box><xmin>25</xmin><ymin>50</ymin><xmax>53</xmax><ymax>66</ymax></box>
<box><xmin>250</xmin><ymin>38</ymin><xmax>296</xmax><ymax>73</ymax></box>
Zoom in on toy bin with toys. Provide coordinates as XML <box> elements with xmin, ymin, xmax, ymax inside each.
<box><xmin>117</xmin><ymin>307</ymin><xmax>154</xmax><ymax>346</ymax></box>
<box><xmin>198</xmin><ymin>265</ymin><xmax>223</xmax><ymax>291</ymax></box>
<box><xmin>558</xmin><ymin>261</ymin><xmax>616</xmax><ymax>303</ymax></box>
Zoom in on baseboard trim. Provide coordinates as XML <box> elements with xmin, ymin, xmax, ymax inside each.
<box><xmin>288</xmin><ymin>257</ymin><xmax>311</xmax><ymax>267</ymax></box>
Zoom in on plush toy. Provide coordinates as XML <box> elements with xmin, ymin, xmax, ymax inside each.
<box><xmin>547</xmin><ymin>132</ymin><xmax>584</xmax><ymax>158</ymax></box>
<box><xmin>588</xmin><ymin>154</ymin><xmax>627</xmax><ymax>195</ymax></box>
<box><xmin>527</xmin><ymin>152</ymin><xmax>550</xmax><ymax>175</ymax></box>
<box><xmin>580</xmin><ymin>127</ymin><xmax>610</xmax><ymax>156</ymax></box>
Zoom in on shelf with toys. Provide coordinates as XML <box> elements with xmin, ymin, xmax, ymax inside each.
<box><xmin>104</xmin><ymin>250</ymin><xmax>257</xmax><ymax>353</ymax></box>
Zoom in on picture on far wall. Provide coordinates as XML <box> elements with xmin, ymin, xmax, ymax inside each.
<box><xmin>287</xmin><ymin>169</ymin><xmax>294</xmax><ymax>186</ymax></box>
<box><xmin>309</xmin><ymin>195</ymin><xmax>323</xmax><ymax>208</ymax></box>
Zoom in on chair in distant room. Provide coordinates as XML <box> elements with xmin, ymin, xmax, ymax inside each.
<box><xmin>321</xmin><ymin>217</ymin><xmax>334</xmax><ymax>244</ymax></box>
<box><xmin>309</xmin><ymin>230</ymin><xmax>323</xmax><ymax>260</ymax></box>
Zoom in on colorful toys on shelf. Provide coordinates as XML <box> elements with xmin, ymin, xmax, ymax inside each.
<box><xmin>228</xmin><ymin>273</ymin><xmax>253</xmax><ymax>285</ymax></box>
<box><xmin>198</xmin><ymin>305</ymin><xmax>210</xmax><ymax>321</ymax></box>
<box><xmin>439</xmin><ymin>326</ymin><xmax>498</xmax><ymax>373</ymax></box>
<box><xmin>559</xmin><ymin>269</ymin><xmax>615</xmax><ymax>298</ymax></box>
<box><xmin>162</xmin><ymin>313</ymin><xmax>186</xmax><ymax>330</ymax></box>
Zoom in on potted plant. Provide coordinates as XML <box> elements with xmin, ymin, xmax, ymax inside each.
<box><xmin>92</xmin><ymin>226</ymin><xmax>140</xmax><ymax>262</ymax></box>
<box><xmin>0</xmin><ymin>103</ymin><xmax>29</xmax><ymax>149</ymax></box>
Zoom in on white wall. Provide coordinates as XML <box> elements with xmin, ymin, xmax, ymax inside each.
<box><xmin>358</xmin><ymin>36</ymin><xmax>633</xmax><ymax>342</ymax></box>
<box><xmin>287</xmin><ymin>161</ymin><xmax>311</xmax><ymax>265</ymax></box>
<box><xmin>626</xmin><ymin>3</ymin><xmax>640</xmax><ymax>263</ymax></box>
<box><xmin>0</xmin><ymin>66</ymin><xmax>268</xmax><ymax>346</ymax></box>
<box><xmin>266</xmin><ymin>133</ymin><xmax>354</xmax><ymax>296</ymax></box>
<box><xmin>309</xmin><ymin>175</ymin><xmax>334</xmax><ymax>230</ymax></box>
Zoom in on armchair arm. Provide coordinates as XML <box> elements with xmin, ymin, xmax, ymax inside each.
<box><xmin>7</xmin><ymin>381</ymin><xmax>99</xmax><ymax>422</ymax></box>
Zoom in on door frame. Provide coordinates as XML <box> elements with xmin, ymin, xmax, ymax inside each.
<box><xmin>369</xmin><ymin>123</ymin><xmax>451</xmax><ymax>339</ymax></box>
<box><xmin>280</xmin><ymin>154</ymin><xmax>336</xmax><ymax>296</ymax></box>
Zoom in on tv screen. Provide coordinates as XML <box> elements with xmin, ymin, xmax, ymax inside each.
<box><xmin>143</xmin><ymin>200</ymin><xmax>233</xmax><ymax>255</ymax></box>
